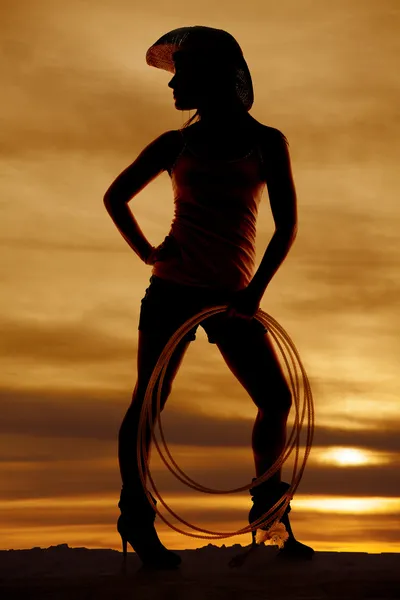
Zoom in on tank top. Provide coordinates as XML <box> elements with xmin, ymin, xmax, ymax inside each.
<box><xmin>152</xmin><ymin>126</ymin><xmax>267</xmax><ymax>291</ymax></box>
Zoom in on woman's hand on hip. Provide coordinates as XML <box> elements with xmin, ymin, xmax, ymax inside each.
<box><xmin>144</xmin><ymin>235</ymin><xmax>179</xmax><ymax>265</ymax></box>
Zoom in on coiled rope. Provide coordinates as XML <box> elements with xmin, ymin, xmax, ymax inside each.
<box><xmin>136</xmin><ymin>306</ymin><xmax>314</xmax><ymax>541</ymax></box>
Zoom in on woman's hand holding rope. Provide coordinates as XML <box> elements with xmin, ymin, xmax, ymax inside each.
<box><xmin>224</xmin><ymin>286</ymin><xmax>262</xmax><ymax>322</ymax></box>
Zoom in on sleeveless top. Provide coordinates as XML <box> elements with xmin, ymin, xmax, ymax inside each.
<box><xmin>152</xmin><ymin>127</ymin><xmax>267</xmax><ymax>291</ymax></box>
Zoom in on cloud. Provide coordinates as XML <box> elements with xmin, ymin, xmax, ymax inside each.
<box><xmin>0</xmin><ymin>387</ymin><xmax>398</xmax><ymax>455</ymax></box>
<box><xmin>1</xmin><ymin>2</ymin><xmax>174</xmax><ymax>158</ymax></box>
<box><xmin>0</xmin><ymin>316</ymin><xmax>137</xmax><ymax>364</ymax></box>
<box><xmin>1</xmin><ymin>437</ymin><xmax>399</xmax><ymax>502</ymax></box>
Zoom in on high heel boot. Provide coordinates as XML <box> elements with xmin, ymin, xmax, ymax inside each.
<box><xmin>248</xmin><ymin>478</ymin><xmax>314</xmax><ymax>559</ymax></box>
<box><xmin>117</xmin><ymin>487</ymin><xmax>182</xmax><ymax>571</ymax></box>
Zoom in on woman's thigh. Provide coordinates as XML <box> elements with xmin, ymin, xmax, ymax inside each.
<box><xmin>201</xmin><ymin>311</ymin><xmax>268</xmax><ymax>344</ymax></box>
<box><xmin>138</xmin><ymin>275</ymin><xmax>199</xmax><ymax>344</ymax></box>
<box><xmin>135</xmin><ymin>276</ymin><xmax>198</xmax><ymax>409</ymax></box>
<box><xmin>135</xmin><ymin>329</ymin><xmax>191</xmax><ymax>411</ymax></box>
<box><xmin>213</xmin><ymin>319</ymin><xmax>292</xmax><ymax>411</ymax></box>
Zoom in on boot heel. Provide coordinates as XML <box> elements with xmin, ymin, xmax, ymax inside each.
<box><xmin>117</xmin><ymin>514</ymin><xmax>182</xmax><ymax>570</ymax></box>
<box><xmin>120</xmin><ymin>533</ymin><xmax>128</xmax><ymax>575</ymax></box>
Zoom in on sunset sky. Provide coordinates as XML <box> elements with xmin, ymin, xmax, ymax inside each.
<box><xmin>1</xmin><ymin>0</ymin><xmax>399</xmax><ymax>553</ymax></box>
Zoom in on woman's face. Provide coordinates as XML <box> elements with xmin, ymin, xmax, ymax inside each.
<box><xmin>168</xmin><ymin>51</ymin><xmax>235</xmax><ymax>111</ymax></box>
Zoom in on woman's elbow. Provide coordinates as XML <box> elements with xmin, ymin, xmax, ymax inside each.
<box><xmin>103</xmin><ymin>188</ymin><xmax>124</xmax><ymax>208</ymax></box>
<box><xmin>276</xmin><ymin>222</ymin><xmax>298</xmax><ymax>240</ymax></box>
<box><xmin>103</xmin><ymin>195</ymin><xmax>114</xmax><ymax>215</ymax></box>
<box><xmin>103</xmin><ymin>192</ymin><xmax>122</xmax><ymax>216</ymax></box>
<box><xmin>103</xmin><ymin>186</ymin><xmax>113</xmax><ymax>205</ymax></box>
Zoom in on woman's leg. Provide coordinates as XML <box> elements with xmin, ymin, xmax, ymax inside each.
<box><xmin>213</xmin><ymin>321</ymin><xmax>292</xmax><ymax>487</ymax></box>
<box><xmin>213</xmin><ymin>320</ymin><xmax>317</xmax><ymax>555</ymax></box>
<box><xmin>118</xmin><ymin>329</ymin><xmax>192</xmax><ymax>497</ymax></box>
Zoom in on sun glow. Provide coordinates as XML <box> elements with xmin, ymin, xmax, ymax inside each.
<box><xmin>316</xmin><ymin>446</ymin><xmax>390</xmax><ymax>467</ymax></box>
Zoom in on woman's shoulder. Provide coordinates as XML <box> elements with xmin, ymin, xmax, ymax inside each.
<box><xmin>151</xmin><ymin>129</ymin><xmax>185</xmax><ymax>173</ymax></box>
<box><xmin>251</xmin><ymin>121</ymin><xmax>289</xmax><ymax>146</ymax></box>
<box><xmin>252</xmin><ymin>123</ymin><xmax>290</xmax><ymax>169</ymax></box>
<box><xmin>157</xmin><ymin>128</ymin><xmax>185</xmax><ymax>147</ymax></box>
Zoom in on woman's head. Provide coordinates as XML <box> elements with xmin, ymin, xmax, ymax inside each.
<box><xmin>146</xmin><ymin>26</ymin><xmax>254</xmax><ymax>127</ymax></box>
<box><xmin>168</xmin><ymin>50</ymin><xmax>240</xmax><ymax>114</ymax></box>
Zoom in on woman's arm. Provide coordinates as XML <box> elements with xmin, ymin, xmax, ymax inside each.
<box><xmin>247</xmin><ymin>129</ymin><xmax>298</xmax><ymax>300</ymax></box>
<box><xmin>103</xmin><ymin>130</ymin><xmax>179</xmax><ymax>263</ymax></box>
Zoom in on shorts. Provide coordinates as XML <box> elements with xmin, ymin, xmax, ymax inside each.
<box><xmin>138</xmin><ymin>274</ymin><xmax>268</xmax><ymax>344</ymax></box>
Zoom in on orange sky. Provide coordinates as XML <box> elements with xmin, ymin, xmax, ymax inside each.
<box><xmin>1</xmin><ymin>0</ymin><xmax>400</xmax><ymax>553</ymax></box>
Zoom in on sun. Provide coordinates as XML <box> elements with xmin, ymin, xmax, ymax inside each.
<box><xmin>320</xmin><ymin>447</ymin><xmax>370</xmax><ymax>466</ymax></box>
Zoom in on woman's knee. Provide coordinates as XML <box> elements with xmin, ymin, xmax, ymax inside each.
<box><xmin>253</xmin><ymin>383</ymin><xmax>292</xmax><ymax>413</ymax></box>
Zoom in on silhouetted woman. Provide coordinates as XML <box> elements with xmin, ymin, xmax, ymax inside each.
<box><xmin>104</xmin><ymin>26</ymin><xmax>314</xmax><ymax>569</ymax></box>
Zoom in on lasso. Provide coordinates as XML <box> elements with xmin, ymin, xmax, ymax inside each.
<box><xmin>136</xmin><ymin>306</ymin><xmax>314</xmax><ymax>541</ymax></box>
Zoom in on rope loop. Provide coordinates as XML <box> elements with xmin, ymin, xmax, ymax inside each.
<box><xmin>136</xmin><ymin>306</ymin><xmax>314</xmax><ymax>540</ymax></box>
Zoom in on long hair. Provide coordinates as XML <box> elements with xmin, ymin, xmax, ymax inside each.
<box><xmin>180</xmin><ymin>104</ymin><xmax>249</xmax><ymax>129</ymax></box>
<box><xmin>181</xmin><ymin>109</ymin><xmax>200</xmax><ymax>128</ymax></box>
